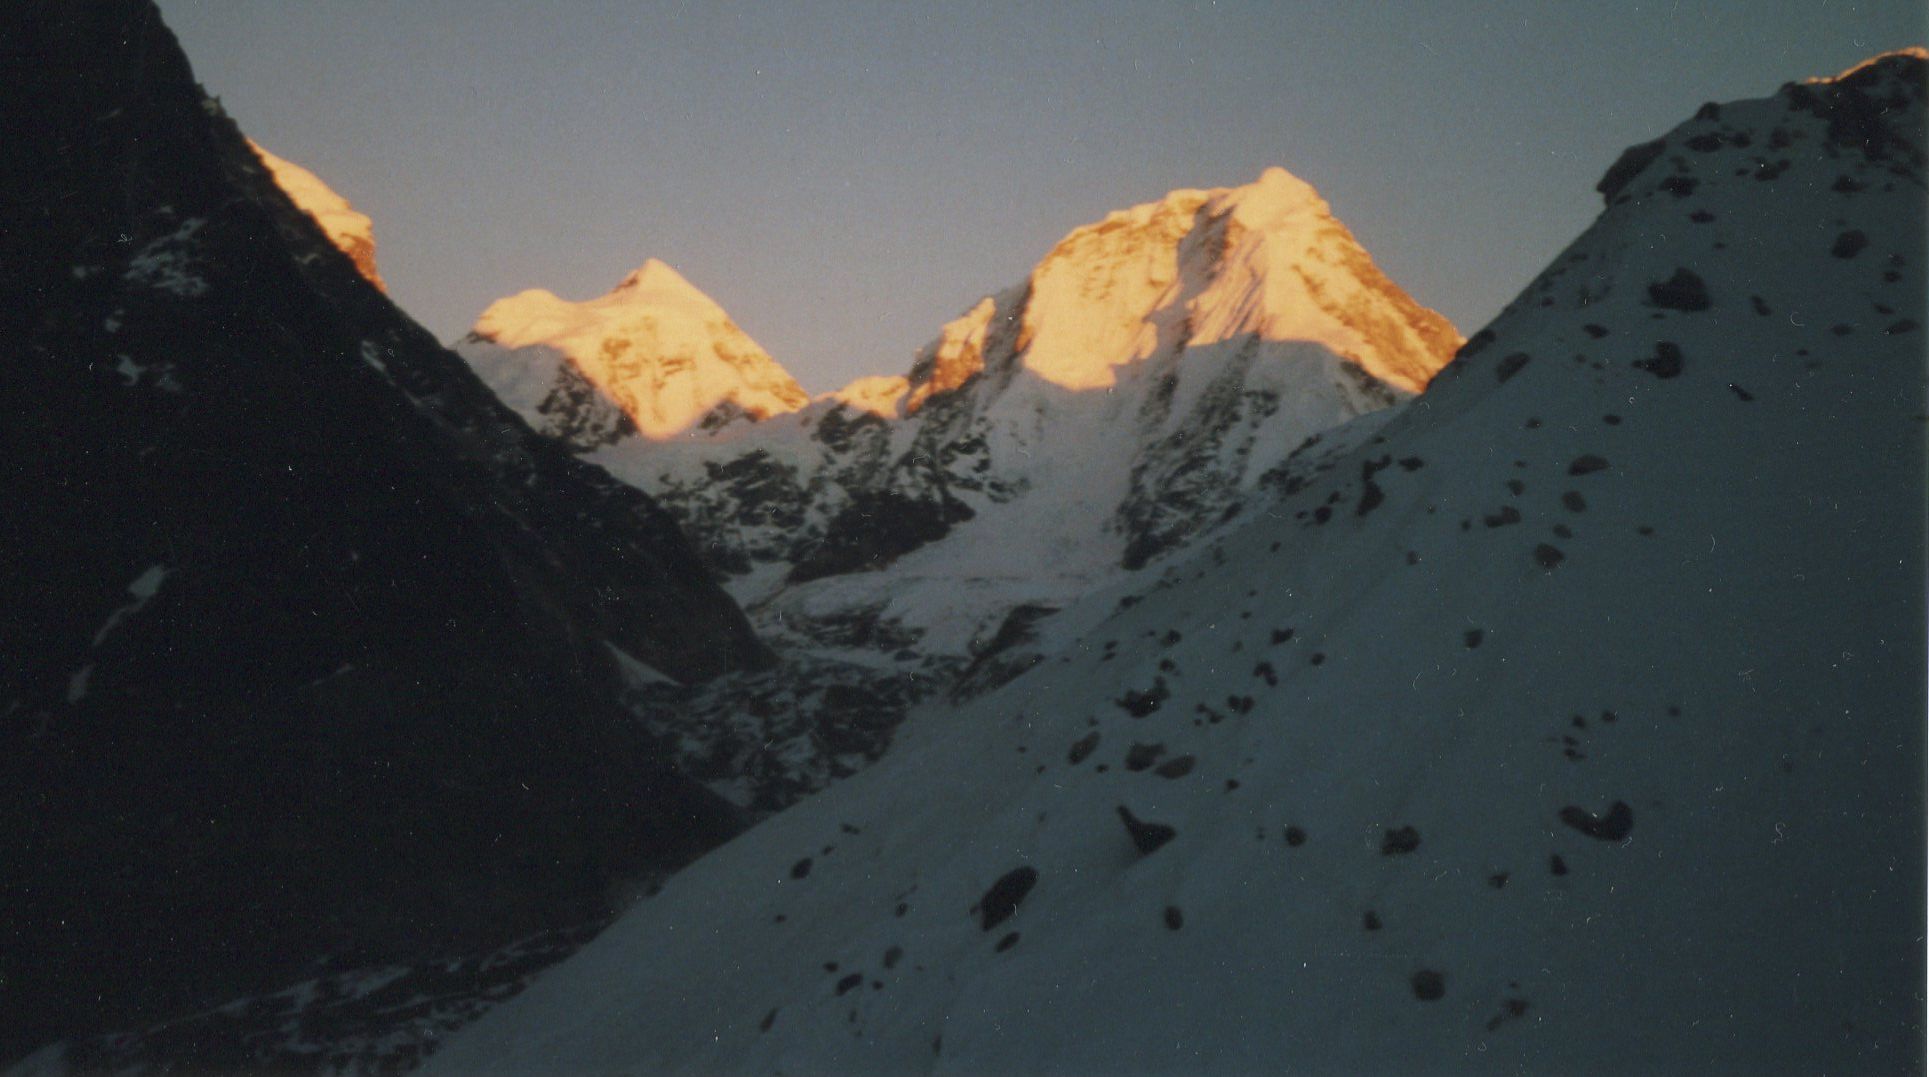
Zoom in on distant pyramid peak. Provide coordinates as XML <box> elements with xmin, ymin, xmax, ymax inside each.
<box><xmin>613</xmin><ymin>258</ymin><xmax>700</xmax><ymax>297</ymax></box>
<box><xmin>907</xmin><ymin>166</ymin><xmax>1457</xmax><ymax>399</ymax></box>
<box><xmin>458</xmin><ymin>259</ymin><xmax>808</xmax><ymax>444</ymax></box>
<box><xmin>1221</xmin><ymin>165</ymin><xmax>1332</xmax><ymax>224</ymax></box>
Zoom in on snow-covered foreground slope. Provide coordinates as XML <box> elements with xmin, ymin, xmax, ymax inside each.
<box><xmin>248</xmin><ymin>141</ymin><xmax>386</xmax><ymax>289</ymax></box>
<box><xmin>428</xmin><ymin>52</ymin><xmax>1926</xmax><ymax>1075</ymax></box>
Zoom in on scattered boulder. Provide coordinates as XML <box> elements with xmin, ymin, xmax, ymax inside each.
<box><xmin>1831</xmin><ymin>229</ymin><xmax>1869</xmax><ymax>258</ymax></box>
<box><xmin>1124</xmin><ymin>743</ymin><xmax>1167</xmax><ymax>772</ymax></box>
<box><xmin>1659</xmin><ymin>176</ymin><xmax>1699</xmax><ymax>198</ymax></box>
<box><xmin>1485</xmin><ymin>998</ymin><xmax>1532</xmax><ymax>1032</ymax></box>
<box><xmin>1381</xmin><ymin>826</ymin><xmax>1421</xmax><ymax>855</ymax></box>
<box><xmin>1154</xmin><ymin>755</ymin><xmax>1196</xmax><ymax>779</ymax></box>
<box><xmin>1568</xmin><ymin>454</ymin><xmax>1610</xmax><ymax>476</ymax></box>
<box><xmin>1115</xmin><ymin>677</ymin><xmax>1170</xmax><ymax>718</ymax></box>
<box><xmin>1356</xmin><ymin>478</ymin><xmax>1386</xmax><ymax>517</ymax></box>
<box><xmin>1117</xmin><ymin>806</ymin><xmax>1178</xmax><ymax>855</ymax></box>
<box><xmin>1496</xmin><ymin>352</ymin><xmax>1533</xmax><ymax>383</ymax></box>
<box><xmin>1067</xmin><ymin>731</ymin><xmax>1101</xmax><ymax>765</ymax></box>
<box><xmin>790</xmin><ymin>858</ymin><xmax>814</xmax><ymax>880</ymax></box>
<box><xmin>1411</xmin><ymin>969</ymin><xmax>1447</xmax><ymax>1001</ymax></box>
<box><xmin>979</xmin><ymin>866</ymin><xmax>1039</xmax><ymax>931</ymax></box>
<box><xmin>1646</xmin><ymin>268</ymin><xmax>1711</xmax><ymax>311</ymax></box>
<box><xmin>1634</xmin><ymin>341</ymin><xmax>1685</xmax><ymax>379</ymax></box>
<box><xmin>1559</xmin><ymin>801</ymin><xmax>1635</xmax><ymax>841</ymax></box>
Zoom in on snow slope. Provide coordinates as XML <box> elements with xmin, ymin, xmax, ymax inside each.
<box><xmin>426</xmin><ymin>51</ymin><xmax>1926</xmax><ymax>1075</ymax></box>
<box><xmin>455</xmin><ymin>259</ymin><xmax>809</xmax><ymax>446</ymax></box>
<box><xmin>248</xmin><ymin>141</ymin><xmax>386</xmax><ymax>289</ymax></box>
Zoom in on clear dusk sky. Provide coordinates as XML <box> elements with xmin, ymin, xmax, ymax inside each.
<box><xmin>156</xmin><ymin>1</ymin><xmax>1923</xmax><ymax>393</ymax></box>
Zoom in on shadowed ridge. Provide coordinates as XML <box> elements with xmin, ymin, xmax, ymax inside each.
<box><xmin>0</xmin><ymin>0</ymin><xmax>769</xmax><ymax>1062</ymax></box>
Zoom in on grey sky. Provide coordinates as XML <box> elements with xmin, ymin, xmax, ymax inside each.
<box><xmin>158</xmin><ymin>1</ymin><xmax>1923</xmax><ymax>392</ymax></box>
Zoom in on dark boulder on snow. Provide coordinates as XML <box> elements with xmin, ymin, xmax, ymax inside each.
<box><xmin>1634</xmin><ymin>341</ymin><xmax>1686</xmax><ymax>379</ymax></box>
<box><xmin>1559</xmin><ymin>801</ymin><xmax>1635</xmax><ymax>842</ymax></box>
<box><xmin>1066</xmin><ymin>731</ymin><xmax>1101</xmax><ymax>764</ymax></box>
<box><xmin>1117</xmin><ymin>806</ymin><xmax>1178</xmax><ymax>855</ymax></box>
<box><xmin>1381</xmin><ymin>826</ymin><xmax>1422</xmax><ymax>855</ymax></box>
<box><xmin>978</xmin><ymin>867</ymin><xmax>1039</xmax><ymax>931</ymax></box>
<box><xmin>1411</xmin><ymin>969</ymin><xmax>1447</xmax><ymax>1001</ymax></box>
<box><xmin>1646</xmin><ymin>268</ymin><xmax>1712</xmax><ymax>311</ymax></box>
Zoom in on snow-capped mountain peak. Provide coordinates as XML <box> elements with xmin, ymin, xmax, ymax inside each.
<box><xmin>246</xmin><ymin>141</ymin><xmax>385</xmax><ymax>290</ymax></box>
<box><xmin>456</xmin><ymin>260</ymin><xmax>809</xmax><ymax>445</ymax></box>
<box><xmin>908</xmin><ymin>166</ymin><xmax>1459</xmax><ymax>401</ymax></box>
<box><xmin>555</xmin><ymin>166</ymin><xmax>1462</xmax><ymax>814</ymax></box>
<box><xmin>611</xmin><ymin>257</ymin><xmax>714</xmax><ymax>303</ymax></box>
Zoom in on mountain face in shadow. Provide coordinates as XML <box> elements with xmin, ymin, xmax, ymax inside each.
<box><xmin>0</xmin><ymin>0</ymin><xmax>768</xmax><ymax>1061</ymax></box>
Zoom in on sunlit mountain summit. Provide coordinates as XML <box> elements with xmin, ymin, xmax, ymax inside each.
<box><xmin>454</xmin><ymin>165</ymin><xmax>1462</xmax><ymax>813</ymax></box>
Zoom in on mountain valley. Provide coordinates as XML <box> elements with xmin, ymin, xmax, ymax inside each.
<box><xmin>5</xmin><ymin>5</ymin><xmax>1923</xmax><ymax>1074</ymax></box>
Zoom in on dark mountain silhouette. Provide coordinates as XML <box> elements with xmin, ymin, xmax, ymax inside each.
<box><xmin>0</xmin><ymin>0</ymin><xmax>768</xmax><ymax>1061</ymax></box>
